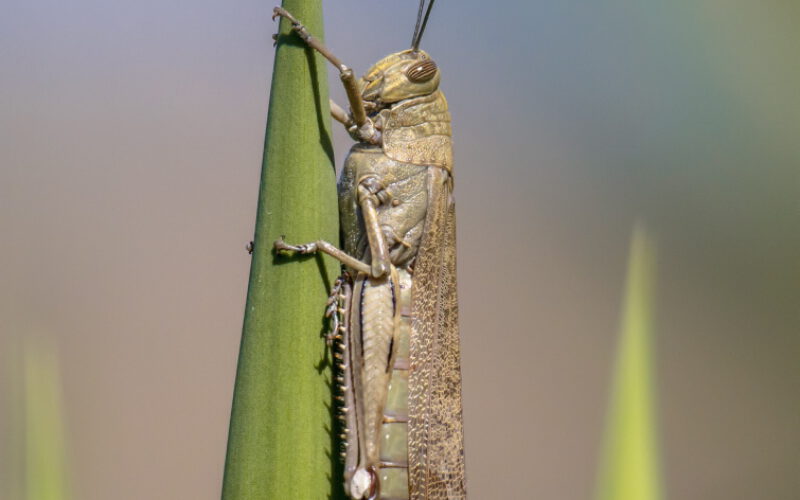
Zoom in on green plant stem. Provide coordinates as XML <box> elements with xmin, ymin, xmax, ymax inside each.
<box><xmin>221</xmin><ymin>0</ymin><xmax>341</xmax><ymax>498</ymax></box>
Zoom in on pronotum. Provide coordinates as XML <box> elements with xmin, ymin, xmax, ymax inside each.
<box><xmin>273</xmin><ymin>2</ymin><xmax>466</xmax><ymax>498</ymax></box>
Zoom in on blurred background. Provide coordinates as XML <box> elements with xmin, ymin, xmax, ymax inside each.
<box><xmin>1</xmin><ymin>0</ymin><xmax>798</xmax><ymax>499</ymax></box>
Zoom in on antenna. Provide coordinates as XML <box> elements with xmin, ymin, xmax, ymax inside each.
<box><xmin>411</xmin><ymin>0</ymin><xmax>436</xmax><ymax>51</ymax></box>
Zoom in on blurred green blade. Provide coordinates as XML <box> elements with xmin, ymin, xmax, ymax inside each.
<box><xmin>221</xmin><ymin>0</ymin><xmax>342</xmax><ymax>498</ymax></box>
<box><xmin>24</xmin><ymin>339</ymin><xmax>70</xmax><ymax>500</ymax></box>
<box><xmin>596</xmin><ymin>226</ymin><xmax>663</xmax><ymax>500</ymax></box>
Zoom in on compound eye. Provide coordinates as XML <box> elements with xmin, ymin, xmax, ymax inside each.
<box><xmin>405</xmin><ymin>59</ymin><xmax>437</xmax><ymax>83</ymax></box>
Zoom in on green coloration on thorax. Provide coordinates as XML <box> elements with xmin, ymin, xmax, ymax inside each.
<box><xmin>221</xmin><ymin>0</ymin><xmax>343</xmax><ymax>498</ymax></box>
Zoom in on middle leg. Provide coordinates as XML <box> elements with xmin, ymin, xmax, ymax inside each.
<box><xmin>274</xmin><ymin>237</ymin><xmax>371</xmax><ymax>275</ymax></box>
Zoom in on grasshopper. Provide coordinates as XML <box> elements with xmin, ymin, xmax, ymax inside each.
<box><xmin>273</xmin><ymin>1</ymin><xmax>465</xmax><ymax>498</ymax></box>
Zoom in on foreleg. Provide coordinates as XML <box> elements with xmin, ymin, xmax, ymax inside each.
<box><xmin>273</xmin><ymin>7</ymin><xmax>377</xmax><ymax>143</ymax></box>
<box><xmin>330</xmin><ymin>99</ymin><xmax>353</xmax><ymax>128</ymax></box>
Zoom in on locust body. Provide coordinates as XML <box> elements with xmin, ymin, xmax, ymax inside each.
<box><xmin>273</xmin><ymin>5</ymin><xmax>465</xmax><ymax>499</ymax></box>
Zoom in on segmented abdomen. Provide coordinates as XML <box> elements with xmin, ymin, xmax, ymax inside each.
<box><xmin>338</xmin><ymin>268</ymin><xmax>413</xmax><ymax>500</ymax></box>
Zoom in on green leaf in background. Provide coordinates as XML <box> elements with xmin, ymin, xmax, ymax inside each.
<box><xmin>23</xmin><ymin>339</ymin><xmax>71</xmax><ymax>500</ymax></box>
<box><xmin>595</xmin><ymin>225</ymin><xmax>663</xmax><ymax>500</ymax></box>
<box><xmin>221</xmin><ymin>0</ymin><xmax>342</xmax><ymax>498</ymax></box>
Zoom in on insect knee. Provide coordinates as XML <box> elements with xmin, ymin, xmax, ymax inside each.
<box><xmin>357</xmin><ymin>176</ymin><xmax>392</xmax><ymax>206</ymax></box>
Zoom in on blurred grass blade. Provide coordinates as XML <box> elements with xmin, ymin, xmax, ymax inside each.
<box><xmin>595</xmin><ymin>225</ymin><xmax>663</xmax><ymax>500</ymax></box>
<box><xmin>24</xmin><ymin>339</ymin><xmax>70</xmax><ymax>500</ymax></box>
<box><xmin>221</xmin><ymin>0</ymin><xmax>342</xmax><ymax>498</ymax></box>
<box><xmin>6</xmin><ymin>340</ymin><xmax>24</xmax><ymax>500</ymax></box>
